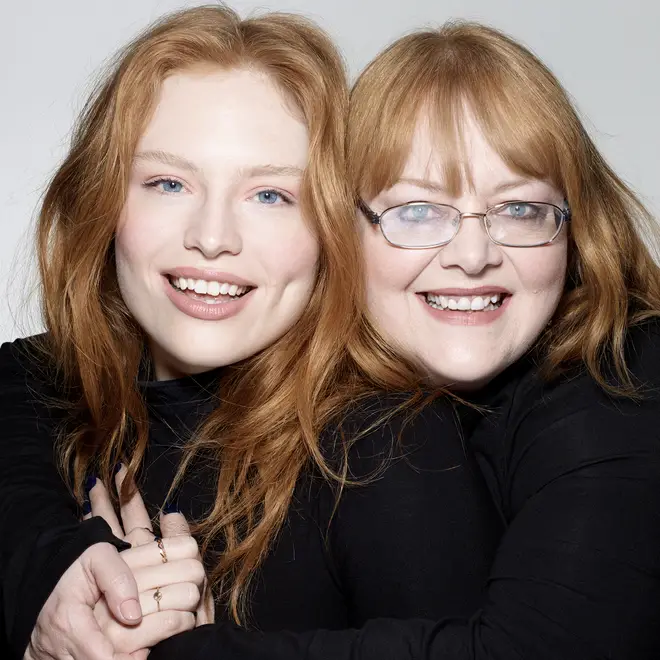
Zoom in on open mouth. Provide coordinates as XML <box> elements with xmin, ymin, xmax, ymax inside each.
<box><xmin>167</xmin><ymin>275</ymin><xmax>254</xmax><ymax>305</ymax></box>
<box><xmin>421</xmin><ymin>291</ymin><xmax>509</xmax><ymax>312</ymax></box>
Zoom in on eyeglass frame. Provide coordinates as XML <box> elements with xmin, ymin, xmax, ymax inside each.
<box><xmin>358</xmin><ymin>198</ymin><xmax>571</xmax><ymax>249</ymax></box>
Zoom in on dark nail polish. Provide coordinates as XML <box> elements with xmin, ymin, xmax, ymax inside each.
<box><xmin>84</xmin><ymin>474</ymin><xmax>97</xmax><ymax>494</ymax></box>
<box><xmin>82</xmin><ymin>498</ymin><xmax>92</xmax><ymax>515</ymax></box>
<box><xmin>113</xmin><ymin>462</ymin><xmax>123</xmax><ymax>475</ymax></box>
<box><xmin>163</xmin><ymin>497</ymin><xmax>180</xmax><ymax>514</ymax></box>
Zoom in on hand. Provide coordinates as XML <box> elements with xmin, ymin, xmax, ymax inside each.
<box><xmin>25</xmin><ymin>543</ymin><xmax>141</xmax><ymax>660</ymax></box>
<box><xmin>93</xmin><ymin>465</ymin><xmax>214</xmax><ymax>625</ymax></box>
<box><xmin>85</xmin><ymin>469</ymin><xmax>212</xmax><ymax>655</ymax></box>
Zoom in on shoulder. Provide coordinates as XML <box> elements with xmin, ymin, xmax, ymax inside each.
<box><xmin>512</xmin><ymin>319</ymin><xmax>660</xmax><ymax>436</ymax></box>
<box><xmin>0</xmin><ymin>333</ymin><xmax>46</xmax><ymax>379</ymax></box>
<box><xmin>497</xmin><ymin>320</ymin><xmax>660</xmax><ymax>513</ymax></box>
<box><xmin>0</xmin><ymin>333</ymin><xmax>59</xmax><ymax>410</ymax></box>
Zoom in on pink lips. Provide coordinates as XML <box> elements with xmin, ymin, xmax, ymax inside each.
<box><xmin>162</xmin><ymin>270</ymin><xmax>255</xmax><ymax>322</ymax></box>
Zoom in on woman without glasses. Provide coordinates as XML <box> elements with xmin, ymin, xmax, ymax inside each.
<box><xmin>0</xmin><ymin>7</ymin><xmax>501</xmax><ymax>660</ymax></box>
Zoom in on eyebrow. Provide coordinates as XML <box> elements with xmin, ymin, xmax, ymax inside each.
<box><xmin>133</xmin><ymin>151</ymin><xmax>303</xmax><ymax>179</ymax></box>
<box><xmin>238</xmin><ymin>165</ymin><xmax>303</xmax><ymax>179</ymax></box>
<box><xmin>134</xmin><ymin>150</ymin><xmax>200</xmax><ymax>173</ymax></box>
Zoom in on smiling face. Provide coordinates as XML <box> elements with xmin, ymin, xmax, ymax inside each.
<box><xmin>362</xmin><ymin>113</ymin><xmax>568</xmax><ymax>389</ymax></box>
<box><xmin>115</xmin><ymin>67</ymin><xmax>318</xmax><ymax>380</ymax></box>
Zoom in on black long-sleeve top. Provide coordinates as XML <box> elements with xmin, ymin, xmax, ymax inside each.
<box><xmin>154</xmin><ymin>320</ymin><xmax>660</xmax><ymax>660</ymax></box>
<box><xmin>0</xmin><ymin>336</ymin><xmax>500</xmax><ymax>658</ymax></box>
<box><xmin>3</xmin><ymin>320</ymin><xmax>660</xmax><ymax>659</ymax></box>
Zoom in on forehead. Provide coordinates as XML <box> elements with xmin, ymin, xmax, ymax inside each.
<box><xmin>402</xmin><ymin>111</ymin><xmax>514</xmax><ymax>193</ymax></box>
<box><xmin>137</xmin><ymin>67</ymin><xmax>309</xmax><ymax>166</ymax></box>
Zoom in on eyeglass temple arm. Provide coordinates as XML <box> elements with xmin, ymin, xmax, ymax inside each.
<box><xmin>357</xmin><ymin>199</ymin><xmax>381</xmax><ymax>225</ymax></box>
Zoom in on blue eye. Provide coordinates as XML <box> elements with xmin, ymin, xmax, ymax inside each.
<box><xmin>145</xmin><ymin>179</ymin><xmax>184</xmax><ymax>194</ymax></box>
<box><xmin>255</xmin><ymin>190</ymin><xmax>292</xmax><ymax>205</ymax></box>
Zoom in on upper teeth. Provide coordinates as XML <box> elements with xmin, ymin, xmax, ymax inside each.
<box><xmin>425</xmin><ymin>293</ymin><xmax>503</xmax><ymax>311</ymax></box>
<box><xmin>172</xmin><ymin>277</ymin><xmax>249</xmax><ymax>297</ymax></box>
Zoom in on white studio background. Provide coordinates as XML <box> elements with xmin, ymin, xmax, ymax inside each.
<box><xmin>1</xmin><ymin>0</ymin><xmax>658</xmax><ymax>343</ymax></box>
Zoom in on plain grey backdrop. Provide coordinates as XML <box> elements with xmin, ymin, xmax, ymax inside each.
<box><xmin>2</xmin><ymin>0</ymin><xmax>658</xmax><ymax>343</ymax></box>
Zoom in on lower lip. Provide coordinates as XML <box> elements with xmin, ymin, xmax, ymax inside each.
<box><xmin>418</xmin><ymin>293</ymin><xmax>511</xmax><ymax>326</ymax></box>
<box><xmin>163</xmin><ymin>277</ymin><xmax>253</xmax><ymax>321</ymax></box>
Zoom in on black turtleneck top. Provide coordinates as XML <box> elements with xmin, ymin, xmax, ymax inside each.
<box><xmin>0</xmin><ymin>336</ymin><xmax>499</xmax><ymax>658</ymax></box>
<box><xmin>2</xmin><ymin>320</ymin><xmax>660</xmax><ymax>660</ymax></box>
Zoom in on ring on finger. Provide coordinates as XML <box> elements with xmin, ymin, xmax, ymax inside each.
<box><xmin>153</xmin><ymin>587</ymin><xmax>163</xmax><ymax>612</ymax></box>
<box><xmin>154</xmin><ymin>535</ymin><xmax>168</xmax><ymax>563</ymax></box>
<box><xmin>128</xmin><ymin>526</ymin><xmax>155</xmax><ymax>537</ymax></box>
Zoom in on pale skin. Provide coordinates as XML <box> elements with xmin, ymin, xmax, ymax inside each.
<box><xmin>25</xmin><ymin>468</ymin><xmax>213</xmax><ymax>660</ymax></box>
<box><xmin>362</xmin><ymin>111</ymin><xmax>568</xmax><ymax>389</ymax></box>
<box><xmin>26</xmin><ymin>66</ymin><xmax>319</xmax><ymax>659</ymax></box>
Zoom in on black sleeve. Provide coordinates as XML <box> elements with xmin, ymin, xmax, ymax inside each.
<box><xmin>148</xmin><ymin>327</ymin><xmax>660</xmax><ymax>660</ymax></box>
<box><xmin>321</xmin><ymin>398</ymin><xmax>501</xmax><ymax>625</ymax></box>
<box><xmin>0</xmin><ymin>339</ymin><xmax>128</xmax><ymax>659</ymax></box>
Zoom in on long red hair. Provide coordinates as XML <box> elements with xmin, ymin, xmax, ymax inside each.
<box><xmin>35</xmin><ymin>5</ymin><xmax>422</xmax><ymax>623</ymax></box>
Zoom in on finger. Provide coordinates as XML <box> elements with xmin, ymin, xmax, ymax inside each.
<box><xmin>107</xmin><ymin>611</ymin><xmax>195</xmax><ymax>653</ymax></box>
<box><xmin>83</xmin><ymin>543</ymin><xmax>143</xmax><ymax>624</ymax></box>
<box><xmin>160</xmin><ymin>510</ymin><xmax>191</xmax><ymax>538</ymax></box>
<box><xmin>195</xmin><ymin>583</ymin><xmax>215</xmax><ymax>625</ymax></box>
<box><xmin>130</xmin><ymin>650</ymin><xmax>150</xmax><ymax>660</ymax></box>
<box><xmin>134</xmin><ymin>558</ymin><xmax>205</xmax><ymax>593</ymax></box>
<box><xmin>116</xmin><ymin>465</ymin><xmax>154</xmax><ymax>537</ymax></box>
<box><xmin>124</xmin><ymin>526</ymin><xmax>157</xmax><ymax>548</ymax></box>
<box><xmin>139</xmin><ymin>582</ymin><xmax>201</xmax><ymax>616</ymax></box>
<box><xmin>89</xmin><ymin>479</ymin><xmax>124</xmax><ymax>538</ymax></box>
<box><xmin>67</xmin><ymin>603</ymin><xmax>123</xmax><ymax>660</ymax></box>
<box><xmin>121</xmin><ymin>535</ymin><xmax>199</xmax><ymax>571</ymax></box>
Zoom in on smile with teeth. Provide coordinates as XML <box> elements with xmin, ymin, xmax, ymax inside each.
<box><xmin>424</xmin><ymin>292</ymin><xmax>506</xmax><ymax>312</ymax></box>
<box><xmin>169</xmin><ymin>276</ymin><xmax>251</xmax><ymax>304</ymax></box>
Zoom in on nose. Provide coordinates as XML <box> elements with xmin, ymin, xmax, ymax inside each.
<box><xmin>183</xmin><ymin>198</ymin><xmax>242</xmax><ymax>258</ymax></box>
<box><xmin>436</xmin><ymin>214</ymin><xmax>502</xmax><ymax>275</ymax></box>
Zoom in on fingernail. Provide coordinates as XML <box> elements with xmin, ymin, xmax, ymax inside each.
<box><xmin>120</xmin><ymin>598</ymin><xmax>142</xmax><ymax>622</ymax></box>
<box><xmin>113</xmin><ymin>462</ymin><xmax>123</xmax><ymax>475</ymax></box>
<box><xmin>84</xmin><ymin>474</ymin><xmax>97</xmax><ymax>494</ymax></box>
<box><xmin>163</xmin><ymin>497</ymin><xmax>180</xmax><ymax>514</ymax></box>
<box><xmin>82</xmin><ymin>498</ymin><xmax>92</xmax><ymax>515</ymax></box>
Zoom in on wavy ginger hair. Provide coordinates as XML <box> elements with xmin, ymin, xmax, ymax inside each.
<box><xmin>35</xmin><ymin>5</ymin><xmax>392</xmax><ymax>623</ymax></box>
<box><xmin>349</xmin><ymin>22</ymin><xmax>660</xmax><ymax>392</ymax></box>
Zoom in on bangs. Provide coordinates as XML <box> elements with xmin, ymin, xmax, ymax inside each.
<box><xmin>349</xmin><ymin>23</ymin><xmax>574</xmax><ymax>200</ymax></box>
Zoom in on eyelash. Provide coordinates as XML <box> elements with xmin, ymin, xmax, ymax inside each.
<box><xmin>143</xmin><ymin>178</ymin><xmax>186</xmax><ymax>195</ymax></box>
<box><xmin>252</xmin><ymin>189</ymin><xmax>295</xmax><ymax>206</ymax></box>
<box><xmin>142</xmin><ymin>180</ymin><xmax>295</xmax><ymax>205</ymax></box>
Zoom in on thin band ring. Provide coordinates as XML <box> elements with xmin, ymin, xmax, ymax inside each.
<box><xmin>153</xmin><ymin>587</ymin><xmax>163</xmax><ymax>612</ymax></box>
<box><xmin>128</xmin><ymin>526</ymin><xmax>154</xmax><ymax>536</ymax></box>
<box><xmin>154</xmin><ymin>535</ymin><xmax>168</xmax><ymax>563</ymax></box>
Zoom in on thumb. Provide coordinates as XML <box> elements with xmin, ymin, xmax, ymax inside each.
<box><xmin>160</xmin><ymin>509</ymin><xmax>191</xmax><ymax>538</ymax></box>
<box><xmin>82</xmin><ymin>543</ymin><xmax>143</xmax><ymax>625</ymax></box>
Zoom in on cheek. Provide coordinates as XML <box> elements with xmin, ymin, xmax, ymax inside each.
<box><xmin>363</xmin><ymin>232</ymin><xmax>426</xmax><ymax>298</ymax></box>
<box><xmin>510</xmin><ymin>242</ymin><xmax>567</xmax><ymax>305</ymax></box>
<box><xmin>256</xmin><ymin>219</ymin><xmax>320</xmax><ymax>287</ymax></box>
<box><xmin>115</xmin><ymin>201</ymin><xmax>176</xmax><ymax>275</ymax></box>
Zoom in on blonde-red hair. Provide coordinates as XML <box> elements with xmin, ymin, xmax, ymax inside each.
<box><xmin>348</xmin><ymin>21</ymin><xmax>660</xmax><ymax>392</ymax></box>
<box><xmin>36</xmin><ymin>4</ymin><xmax>386</xmax><ymax>623</ymax></box>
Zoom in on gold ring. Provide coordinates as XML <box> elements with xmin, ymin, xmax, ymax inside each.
<box><xmin>153</xmin><ymin>587</ymin><xmax>163</xmax><ymax>612</ymax></box>
<box><xmin>155</xmin><ymin>535</ymin><xmax>168</xmax><ymax>563</ymax></box>
<box><xmin>128</xmin><ymin>526</ymin><xmax>154</xmax><ymax>536</ymax></box>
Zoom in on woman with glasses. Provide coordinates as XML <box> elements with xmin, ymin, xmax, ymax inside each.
<box><xmin>148</xmin><ymin>20</ymin><xmax>660</xmax><ymax>660</ymax></box>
